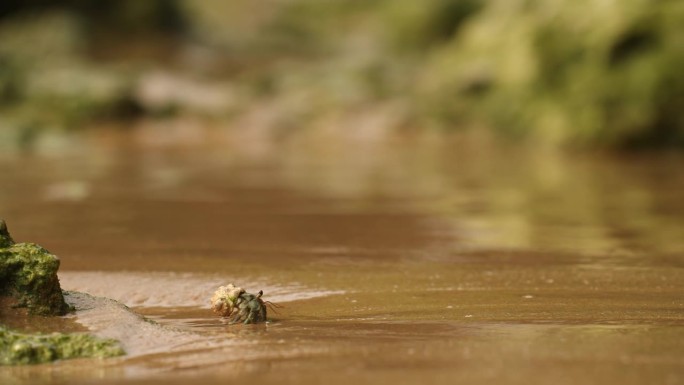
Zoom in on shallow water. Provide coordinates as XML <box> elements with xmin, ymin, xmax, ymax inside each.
<box><xmin>1</xmin><ymin>129</ymin><xmax>683</xmax><ymax>385</ymax></box>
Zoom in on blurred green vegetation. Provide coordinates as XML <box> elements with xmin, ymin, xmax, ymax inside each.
<box><xmin>0</xmin><ymin>0</ymin><xmax>682</xmax><ymax>149</ymax></box>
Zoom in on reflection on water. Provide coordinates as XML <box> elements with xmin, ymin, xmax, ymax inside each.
<box><xmin>2</xmin><ymin>129</ymin><xmax>683</xmax><ymax>260</ymax></box>
<box><xmin>0</xmin><ymin>128</ymin><xmax>683</xmax><ymax>385</ymax></box>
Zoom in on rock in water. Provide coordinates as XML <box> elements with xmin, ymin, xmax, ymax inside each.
<box><xmin>0</xmin><ymin>220</ymin><xmax>70</xmax><ymax>316</ymax></box>
<box><xmin>0</xmin><ymin>220</ymin><xmax>128</xmax><ymax>365</ymax></box>
<box><xmin>0</xmin><ymin>220</ymin><xmax>14</xmax><ymax>247</ymax></box>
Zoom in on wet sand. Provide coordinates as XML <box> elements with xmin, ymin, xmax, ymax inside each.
<box><xmin>1</xmin><ymin>129</ymin><xmax>683</xmax><ymax>384</ymax></box>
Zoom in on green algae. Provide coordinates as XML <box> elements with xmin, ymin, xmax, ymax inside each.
<box><xmin>1</xmin><ymin>220</ymin><xmax>126</xmax><ymax>365</ymax></box>
<box><xmin>0</xmin><ymin>325</ymin><xmax>124</xmax><ymax>365</ymax></box>
<box><xmin>404</xmin><ymin>0</ymin><xmax>684</xmax><ymax>146</ymax></box>
<box><xmin>0</xmin><ymin>220</ymin><xmax>70</xmax><ymax>316</ymax></box>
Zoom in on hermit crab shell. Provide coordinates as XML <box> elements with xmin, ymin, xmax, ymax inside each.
<box><xmin>210</xmin><ymin>284</ymin><xmax>245</xmax><ymax>317</ymax></box>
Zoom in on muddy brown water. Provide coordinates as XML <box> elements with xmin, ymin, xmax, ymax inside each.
<box><xmin>1</xmin><ymin>129</ymin><xmax>683</xmax><ymax>385</ymax></box>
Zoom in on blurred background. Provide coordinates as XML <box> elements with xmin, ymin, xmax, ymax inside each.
<box><xmin>1</xmin><ymin>0</ymin><xmax>683</xmax><ymax>150</ymax></box>
<box><xmin>1</xmin><ymin>0</ymin><xmax>683</xmax><ymax>260</ymax></box>
<box><xmin>1</xmin><ymin>2</ymin><xmax>684</xmax><ymax>384</ymax></box>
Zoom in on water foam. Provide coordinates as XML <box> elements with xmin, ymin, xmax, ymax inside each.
<box><xmin>59</xmin><ymin>271</ymin><xmax>343</xmax><ymax>309</ymax></box>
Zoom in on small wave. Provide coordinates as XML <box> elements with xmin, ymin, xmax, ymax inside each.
<box><xmin>59</xmin><ymin>271</ymin><xmax>343</xmax><ymax>309</ymax></box>
<box><xmin>64</xmin><ymin>291</ymin><xmax>207</xmax><ymax>356</ymax></box>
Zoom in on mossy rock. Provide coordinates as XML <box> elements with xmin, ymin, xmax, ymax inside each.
<box><xmin>416</xmin><ymin>0</ymin><xmax>684</xmax><ymax>147</ymax></box>
<box><xmin>0</xmin><ymin>220</ymin><xmax>70</xmax><ymax>316</ymax></box>
<box><xmin>0</xmin><ymin>325</ymin><xmax>124</xmax><ymax>365</ymax></box>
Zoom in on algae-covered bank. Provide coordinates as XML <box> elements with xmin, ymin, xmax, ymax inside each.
<box><xmin>0</xmin><ymin>219</ymin><xmax>69</xmax><ymax>316</ymax></box>
<box><xmin>0</xmin><ymin>220</ymin><xmax>125</xmax><ymax>365</ymax></box>
<box><xmin>0</xmin><ymin>326</ymin><xmax>123</xmax><ymax>365</ymax></box>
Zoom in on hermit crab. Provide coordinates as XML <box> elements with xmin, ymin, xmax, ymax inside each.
<box><xmin>210</xmin><ymin>284</ymin><xmax>278</xmax><ymax>324</ymax></box>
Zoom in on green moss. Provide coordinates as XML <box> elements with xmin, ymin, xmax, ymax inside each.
<box><xmin>0</xmin><ymin>220</ymin><xmax>70</xmax><ymax>316</ymax></box>
<box><xmin>379</xmin><ymin>0</ymin><xmax>483</xmax><ymax>53</ymax></box>
<box><xmin>416</xmin><ymin>0</ymin><xmax>684</xmax><ymax>147</ymax></box>
<box><xmin>0</xmin><ymin>221</ymin><xmax>125</xmax><ymax>364</ymax></box>
<box><xmin>0</xmin><ymin>326</ymin><xmax>124</xmax><ymax>365</ymax></box>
